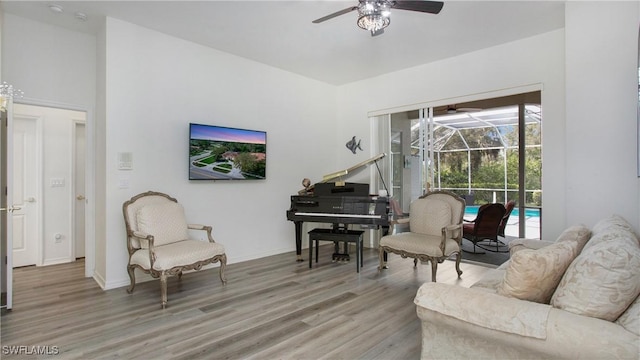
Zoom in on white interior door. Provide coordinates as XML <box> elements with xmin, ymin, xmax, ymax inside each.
<box><xmin>12</xmin><ymin>116</ymin><xmax>39</xmax><ymax>268</ymax></box>
<box><xmin>74</xmin><ymin>122</ymin><xmax>86</xmax><ymax>259</ymax></box>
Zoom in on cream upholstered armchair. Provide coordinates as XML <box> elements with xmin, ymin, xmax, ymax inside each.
<box><xmin>379</xmin><ymin>190</ymin><xmax>465</xmax><ymax>282</ymax></box>
<box><xmin>123</xmin><ymin>191</ymin><xmax>227</xmax><ymax>308</ymax></box>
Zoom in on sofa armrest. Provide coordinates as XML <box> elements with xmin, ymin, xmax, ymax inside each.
<box><xmin>415</xmin><ymin>282</ymin><xmax>639</xmax><ymax>359</ymax></box>
<box><xmin>415</xmin><ymin>282</ymin><xmax>550</xmax><ymax>338</ymax></box>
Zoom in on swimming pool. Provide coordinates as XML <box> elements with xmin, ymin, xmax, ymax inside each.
<box><xmin>465</xmin><ymin>205</ymin><xmax>540</xmax><ymax>218</ymax></box>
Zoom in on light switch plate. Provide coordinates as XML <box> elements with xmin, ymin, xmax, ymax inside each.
<box><xmin>118</xmin><ymin>178</ymin><xmax>130</xmax><ymax>189</ymax></box>
<box><xmin>50</xmin><ymin>178</ymin><xmax>65</xmax><ymax>187</ymax></box>
<box><xmin>118</xmin><ymin>152</ymin><xmax>133</xmax><ymax>170</ymax></box>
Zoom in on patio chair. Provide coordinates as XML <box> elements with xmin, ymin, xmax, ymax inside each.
<box><xmin>462</xmin><ymin>202</ymin><xmax>507</xmax><ymax>253</ymax></box>
<box><xmin>497</xmin><ymin>200</ymin><xmax>517</xmax><ymax>238</ymax></box>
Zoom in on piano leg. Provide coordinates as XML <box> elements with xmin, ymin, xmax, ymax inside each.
<box><xmin>294</xmin><ymin>221</ymin><xmax>304</xmax><ymax>262</ymax></box>
<box><xmin>381</xmin><ymin>225</ymin><xmax>389</xmax><ymax>267</ymax></box>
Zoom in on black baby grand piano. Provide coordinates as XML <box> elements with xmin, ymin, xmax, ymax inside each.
<box><xmin>286</xmin><ymin>154</ymin><xmax>389</xmax><ymax>262</ymax></box>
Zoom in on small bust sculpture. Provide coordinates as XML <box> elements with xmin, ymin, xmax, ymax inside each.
<box><xmin>298</xmin><ymin>178</ymin><xmax>312</xmax><ymax>195</ymax></box>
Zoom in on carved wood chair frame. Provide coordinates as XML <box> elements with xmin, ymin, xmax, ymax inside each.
<box><xmin>123</xmin><ymin>191</ymin><xmax>227</xmax><ymax>308</ymax></box>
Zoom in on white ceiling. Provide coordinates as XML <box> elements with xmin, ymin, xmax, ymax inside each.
<box><xmin>1</xmin><ymin>1</ymin><xmax>565</xmax><ymax>85</ymax></box>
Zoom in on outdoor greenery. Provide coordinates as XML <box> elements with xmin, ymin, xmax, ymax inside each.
<box><xmin>436</xmin><ymin>123</ymin><xmax>541</xmax><ymax>206</ymax></box>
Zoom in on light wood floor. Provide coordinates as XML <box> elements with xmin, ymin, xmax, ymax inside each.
<box><xmin>2</xmin><ymin>246</ymin><xmax>493</xmax><ymax>359</ymax></box>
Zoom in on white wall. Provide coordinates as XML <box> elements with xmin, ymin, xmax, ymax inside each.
<box><xmin>94</xmin><ymin>19</ymin><xmax>107</xmax><ymax>285</ymax></box>
<box><xmin>336</xmin><ymin>29</ymin><xmax>568</xmax><ymax>240</ymax></box>
<box><xmin>335</xmin><ymin>1</ymin><xmax>640</xmax><ymax>240</ymax></box>
<box><xmin>564</xmin><ymin>1</ymin><xmax>640</xmax><ymax>228</ymax></box>
<box><xmin>1</xmin><ymin>14</ymin><xmax>96</xmax><ymax>267</ymax></box>
<box><xmin>100</xmin><ymin>18</ymin><xmax>338</xmax><ymax>288</ymax></box>
<box><xmin>1</xmin><ymin>14</ymin><xmax>95</xmax><ymax>107</ymax></box>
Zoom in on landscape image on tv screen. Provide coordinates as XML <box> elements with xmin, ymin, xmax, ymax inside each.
<box><xmin>189</xmin><ymin>123</ymin><xmax>266</xmax><ymax>180</ymax></box>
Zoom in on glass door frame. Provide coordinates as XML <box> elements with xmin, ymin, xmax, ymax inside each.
<box><xmin>373</xmin><ymin>92</ymin><xmax>542</xmax><ymax>239</ymax></box>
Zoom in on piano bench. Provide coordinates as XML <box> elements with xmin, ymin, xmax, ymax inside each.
<box><xmin>307</xmin><ymin>228</ymin><xmax>365</xmax><ymax>273</ymax></box>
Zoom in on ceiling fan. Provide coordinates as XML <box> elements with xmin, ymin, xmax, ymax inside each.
<box><xmin>312</xmin><ymin>0</ymin><xmax>444</xmax><ymax>36</ymax></box>
<box><xmin>445</xmin><ymin>105</ymin><xmax>483</xmax><ymax>114</ymax></box>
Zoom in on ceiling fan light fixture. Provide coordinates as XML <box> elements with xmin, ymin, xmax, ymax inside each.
<box><xmin>357</xmin><ymin>1</ymin><xmax>391</xmax><ymax>34</ymax></box>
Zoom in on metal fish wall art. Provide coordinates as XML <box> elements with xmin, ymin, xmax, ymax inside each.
<box><xmin>346</xmin><ymin>136</ymin><xmax>363</xmax><ymax>154</ymax></box>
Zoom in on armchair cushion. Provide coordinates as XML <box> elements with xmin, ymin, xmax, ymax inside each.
<box><xmin>131</xmin><ymin>239</ymin><xmax>226</xmax><ymax>270</ymax></box>
<box><xmin>410</xmin><ymin>198</ymin><xmax>451</xmax><ymax>236</ymax></box>
<box><xmin>136</xmin><ymin>201</ymin><xmax>189</xmax><ymax>248</ymax></box>
<box><xmin>380</xmin><ymin>232</ymin><xmax>459</xmax><ymax>256</ymax></box>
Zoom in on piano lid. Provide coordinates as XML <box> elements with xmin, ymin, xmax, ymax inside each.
<box><xmin>298</xmin><ymin>153</ymin><xmax>386</xmax><ymax>195</ymax></box>
<box><xmin>321</xmin><ymin>153</ymin><xmax>385</xmax><ymax>183</ymax></box>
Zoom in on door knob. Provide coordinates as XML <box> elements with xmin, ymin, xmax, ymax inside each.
<box><xmin>0</xmin><ymin>206</ymin><xmax>22</xmax><ymax>212</ymax></box>
<box><xmin>76</xmin><ymin>195</ymin><xmax>86</xmax><ymax>200</ymax></box>
<box><xmin>25</xmin><ymin>197</ymin><xmax>36</xmax><ymax>202</ymax></box>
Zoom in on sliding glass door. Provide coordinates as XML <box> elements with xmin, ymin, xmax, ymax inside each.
<box><xmin>375</xmin><ymin>92</ymin><xmax>542</xmax><ymax>239</ymax></box>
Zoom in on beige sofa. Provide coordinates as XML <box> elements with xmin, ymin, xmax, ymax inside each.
<box><xmin>414</xmin><ymin>214</ymin><xmax>640</xmax><ymax>359</ymax></box>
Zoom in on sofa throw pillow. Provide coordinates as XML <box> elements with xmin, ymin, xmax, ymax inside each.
<box><xmin>410</xmin><ymin>198</ymin><xmax>451</xmax><ymax>237</ymax></box>
<box><xmin>585</xmin><ymin>215</ymin><xmax>640</xmax><ymax>253</ymax></box>
<box><xmin>551</xmin><ymin>235</ymin><xmax>640</xmax><ymax>321</ymax></box>
<box><xmin>591</xmin><ymin>214</ymin><xmax>638</xmax><ymax>238</ymax></box>
<box><xmin>554</xmin><ymin>224</ymin><xmax>591</xmax><ymax>254</ymax></box>
<box><xmin>508</xmin><ymin>239</ymin><xmax>554</xmax><ymax>256</ymax></box>
<box><xmin>136</xmin><ymin>201</ymin><xmax>189</xmax><ymax>248</ymax></box>
<box><xmin>497</xmin><ymin>241</ymin><xmax>577</xmax><ymax>304</ymax></box>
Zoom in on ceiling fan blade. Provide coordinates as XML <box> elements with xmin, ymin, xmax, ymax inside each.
<box><xmin>392</xmin><ymin>1</ymin><xmax>444</xmax><ymax>14</ymax></box>
<box><xmin>312</xmin><ymin>6</ymin><xmax>359</xmax><ymax>23</ymax></box>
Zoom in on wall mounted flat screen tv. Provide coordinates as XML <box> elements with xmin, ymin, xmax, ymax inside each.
<box><xmin>189</xmin><ymin>123</ymin><xmax>266</xmax><ymax>180</ymax></box>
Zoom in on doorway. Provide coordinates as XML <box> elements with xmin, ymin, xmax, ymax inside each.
<box><xmin>10</xmin><ymin>103</ymin><xmax>87</xmax><ymax>267</ymax></box>
<box><xmin>13</xmin><ymin>104</ymin><xmax>87</xmax><ymax>267</ymax></box>
<box><xmin>2</xmin><ymin>103</ymin><xmax>88</xmax><ymax>309</ymax></box>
